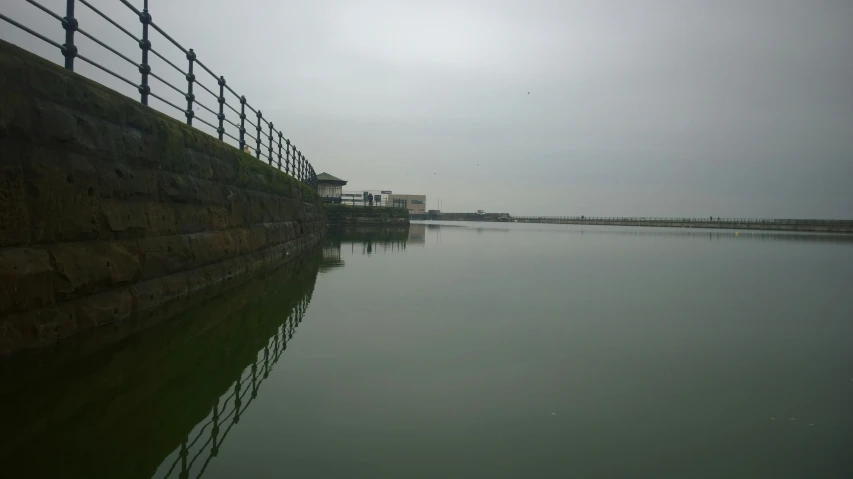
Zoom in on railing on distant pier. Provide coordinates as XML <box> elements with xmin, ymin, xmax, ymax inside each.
<box><xmin>1</xmin><ymin>0</ymin><xmax>317</xmax><ymax>187</ymax></box>
<box><xmin>157</xmin><ymin>294</ymin><xmax>310</xmax><ymax>479</ymax></box>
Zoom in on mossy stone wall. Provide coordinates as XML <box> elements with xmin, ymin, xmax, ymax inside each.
<box><xmin>0</xmin><ymin>40</ymin><xmax>326</xmax><ymax>358</ymax></box>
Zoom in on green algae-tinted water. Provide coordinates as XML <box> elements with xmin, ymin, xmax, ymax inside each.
<box><xmin>1</xmin><ymin>222</ymin><xmax>852</xmax><ymax>478</ymax></box>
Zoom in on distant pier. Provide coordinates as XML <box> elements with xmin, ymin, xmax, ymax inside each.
<box><xmin>412</xmin><ymin>214</ymin><xmax>853</xmax><ymax>234</ymax></box>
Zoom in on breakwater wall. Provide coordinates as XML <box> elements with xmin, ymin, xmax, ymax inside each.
<box><xmin>326</xmin><ymin>204</ymin><xmax>409</xmax><ymax>226</ymax></box>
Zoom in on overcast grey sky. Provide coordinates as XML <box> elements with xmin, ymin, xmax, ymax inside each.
<box><xmin>3</xmin><ymin>0</ymin><xmax>852</xmax><ymax>217</ymax></box>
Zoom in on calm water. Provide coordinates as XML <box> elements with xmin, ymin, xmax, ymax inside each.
<box><xmin>2</xmin><ymin>222</ymin><xmax>852</xmax><ymax>478</ymax></box>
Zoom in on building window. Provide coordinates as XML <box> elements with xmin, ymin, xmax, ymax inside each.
<box><xmin>410</xmin><ymin>200</ymin><xmax>424</xmax><ymax>204</ymax></box>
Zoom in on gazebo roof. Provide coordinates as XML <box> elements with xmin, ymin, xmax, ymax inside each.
<box><xmin>316</xmin><ymin>172</ymin><xmax>347</xmax><ymax>184</ymax></box>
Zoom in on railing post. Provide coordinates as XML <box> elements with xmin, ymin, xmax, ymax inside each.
<box><xmin>217</xmin><ymin>76</ymin><xmax>226</xmax><ymax>141</ymax></box>
<box><xmin>285</xmin><ymin>139</ymin><xmax>291</xmax><ymax>175</ymax></box>
<box><xmin>297</xmin><ymin>151</ymin><xmax>302</xmax><ymax>181</ymax></box>
<box><xmin>251</xmin><ymin>361</ymin><xmax>258</xmax><ymax>399</ymax></box>
<box><xmin>238</xmin><ymin>96</ymin><xmax>246</xmax><ymax>151</ymax></box>
<box><xmin>264</xmin><ymin>345</ymin><xmax>270</xmax><ymax>378</ymax></box>
<box><xmin>137</xmin><ymin>1</ymin><xmax>151</xmax><ymax>105</ymax></box>
<box><xmin>211</xmin><ymin>402</ymin><xmax>220</xmax><ymax>457</ymax></box>
<box><xmin>255</xmin><ymin>110</ymin><xmax>262</xmax><ymax>159</ymax></box>
<box><xmin>233</xmin><ymin>379</ymin><xmax>242</xmax><ymax>424</ymax></box>
<box><xmin>61</xmin><ymin>0</ymin><xmax>78</xmax><ymax>71</ymax></box>
<box><xmin>268</xmin><ymin>122</ymin><xmax>274</xmax><ymax>166</ymax></box>
<box><xmin>179</xmin><ymin>438</ymin><xmax>188</xmax><ymax>479</ymax></box>
<box><xmin>277</xmin><ymin>132</ymin><xmax>283</xmax><ymax>170</ymax></box>
<box><xmin>184</xmin><ymin>49</ymin><xmax>195</xmax><ymax>125</ymax></box>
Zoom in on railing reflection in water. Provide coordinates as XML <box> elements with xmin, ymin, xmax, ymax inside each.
<box><xmin>156</xmin><ymin>295</ymin><xmax>310</xmax><ymax>479</ymax></box>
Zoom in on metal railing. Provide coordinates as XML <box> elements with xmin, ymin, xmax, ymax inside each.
<box><xmin>1</xmin><ymin>0</ymin><xmax>317</xmax><ymax>188</ymax></box>
<box><xmin>157</xmin><ymin>294</ymin><xmax>311</xmax><ymax>479</ymax></box>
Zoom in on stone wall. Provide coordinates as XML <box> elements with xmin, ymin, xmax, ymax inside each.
<box><xmin>326</xmin><ymin>204</ymin><xmax>409</xmax><ymax>226</ymax></box>
<box><xmin>0</xmin><ymin>40</ymin><xmax>325</xmax><ymax>358</ymax></box>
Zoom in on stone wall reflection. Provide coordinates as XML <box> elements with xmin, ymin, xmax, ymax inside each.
<box><xmin>0</xmin><ymin>248</ymin><xmax>322</xmax><ymax>479</ymax></box>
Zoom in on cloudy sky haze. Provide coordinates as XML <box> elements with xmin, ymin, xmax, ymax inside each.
<box><xmin>2</xmin><ymin>0</ymin><xmax>851</xmax><ymax>216</ymax></box>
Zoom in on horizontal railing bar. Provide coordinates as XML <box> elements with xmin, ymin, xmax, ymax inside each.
<box><xmin>223</xmin><ymin>130</ymin><xmax>239</xmax><ymax>143</ymax></box>
<box><xmin>193</xmin><ymin>58</ymin><xmax>217</xmax><ymax>80</ymax></box>
<box><xmin>224</xmin><ymin>84</ymin><xmax>240</xmax><ymax>98</ymax></box>
<box><xmin>244</xmin><ymin>131</ymin><xmax>258</xmax><ymax>143</ymax></box>
<box><xmin>149</xmin><ymin>20</ymin><xmax>188</xmax><ymax>54</ymax></box>
<box><xmin>81</xmin><ymin>0</ymin><xmax>140</xmax><ymax>42</ymax></box>
<box><xmin>117</xmin><ymin>0</ymin><xmax>140</xmax><ymax>15</ymax></box>
<box><xmin>185</xmin><ymin>420</ymin><xmax>212</xmax><ymax>451</ymax></box>
<box><xmin>162</xmin><ymin>455</ymin><xmax>180</xmax><ymax>479</ymax></box>
<box><xmin>224</xmin><ymin>117</ymin><xmax>239</xmax><ymax>130</ymax></box>
<box><xmin>194</xmin><ymin>80</ymin><xmax>219</xmax><ymax>100</ymax></box>
<box><xmin>186</xmin><ymin>433</ymin><xmax>214</xmax><ymax>470</ymax></box>
<box><xmin>0</xmin><ymin>14</ymin><xmax>62</xmax><ymax>49</ymax></box>
<box><xmin>149</xmin><ymin>71</ymin><xmax>184</xmax><ymax>96</ymax></box>
<box><xmin>150</xmin><ymin>47</ymin><xmax>185</xmax><ymax>76</ymax></box>
<box><xmin>24</xmin><ymin>0</ymin><xmax>62</xmax><ymax>22</ymax></box>
<box><xmin>224</xmin><ymin>101</ymin><xmax>240</xmax><ymax>116</ymax></box>
<box><xmin>77</xmin><ymin>28</ymin><xmax>138</xmax><ymax>67</ymax></box>
<box><xmin>219</xmin><ymin>405</ymin><xmax>237</xmax><ymax>424</ymax></box>
<box><xmin>148</xmin><ymin>91</ymin><xmax>186</xmax><ymax>113</ymax></box>
<box><xmin>77</xmin><ymin>53</ymin><xmax>137</xmax><ymax>88</ymax></box>
<box><xmin>195</xmin><ymin>101</ymin><xmax>218</xmax><ymax>117</ymax></box>
<box><xmin>194</xmin><ymin>115</ymin><xmax>219</xmax><ymax>132</ymax></box>
<box><xmin>193</xmin><ymin>450</ymin><xmax>216</xmax><ymax>479</ymax></box>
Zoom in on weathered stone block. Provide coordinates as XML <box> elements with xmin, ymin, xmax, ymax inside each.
<box><xmin>129</xmin><ymin>278</ymin><xmax>164</xmax><ymax>313</ymax></box>
<box><xmin>174</xmin><ymin>204</ymin><xmax>210</xmax><ymax>234</ymax></box>
<box><xmin>92</xmin><ymin>158</ymin><xmax>158</xmax><ymax>200</ymax></box>
<box><xmin>136</xmin><ymin>235</ymin><xmax>193</xmax><ymax>279</ymax></box>
<box><xmin>145</xmin><ymin>202</ymin><xmax>177</xmax><ymax>236</ymax></box>
<box><xmin>0</xmin><ymin>49</ymin><xmax>35</xmax><ymax>138</ymax></box>
<box><xmin>186</xmin><ymin>231</ymin><xmax>238</xmax><ymax>268</ymax></box>
<box><xmin>209</xmin><ymin>156</ymin><xmax>237</xmax><ymax>184</ymax></box>
<box><xmin>3</xmin><ymin>307</ymin><xmax>75</xmax><ymax>351</ymax></box>
<box><xmin>246</xmin><ymin>226</ymin><xmax>269</xmax><ymax>253</ymax></box>
<box><xmin>100</xmin><ymin>199</ymin><xmax>147</xmax><ymax>239</ymax></box>
<box><xmin>26</xmin><ymin>57</ymin><xmax>125</xmax><ymax>123</ymax></box>
<box><xmin>72</xmin><ymin>289</ymin><xmax>132</xmax><ymax>329</ymax></box>
<box><xmin>208</xmin><ymin>206</ymin><xmax>229</xmax><ymax>230</ymax></box>
<box><xmin>158</xmin><ymin>171</ymin><xmax>200</xmax><ymax>204</ymax></box>
<box><xmin>245</xmin><ymin>190</ymin><xmax>266</xmax><ymax>225</ymax></box>
<box><xmin>123</xmin><ymin>102</ymin><xmax>156</xmax><ymax>133</ymax></box>
<box><xmin>227</xmin><ymin>189</ymin><xmax>249</xmax><ymax>228</ymax></box>
<box><xmin>0</xmin><ymin>247</ymin><xmax>54</xmax><ymax>315</ymax></box>
<box><xmin>24</xmin><ymin>149</ymin><xmax>100</xmax><ymax>243</ymax></box>
<box><xmin>197</xmin><ymin>180</ymin><xmax>227</xmax><ymax>207</ymax></box>
<box><xmin>0</xmin><ymin>139</ymin><xmax>31</xmax><ymax>247</ymax></box>
<box><xmin>160</xmin><ymin>271</ymin><xmax>191</xmax><ymax>299</ymax></box>
<box><xmin>34</xmin><ymin>102</ymin><xmax>121</xmax><ymax>158</ymax></box>
<box><xmin>33</xmin><ymin>100</ymin><xmax>77</xmax><ymax>142</ymax></box>
<box><xmin>185</xmin><ymin>149</ymin><xmax>214</xmax><ymax>180</ymax></box>
<box><xmin>51</xmin><ymin>241</ymin><xmax>141</xmax><ymax>300</ymax></box>
<box><xmin>73</xmin><ymin>113</ymin><xmax>122</xmax><ymax>157</ymax></box>
<box><xmin>263</xmin><ymin>222</ymin><xmax>289</xmax><ymax>245</ymax></box>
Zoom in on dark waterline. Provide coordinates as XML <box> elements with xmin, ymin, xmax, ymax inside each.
<box><xmin>1</xmin><ymin>222</ymin><xmax>852</xmax><ymax>478</ymax></box>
